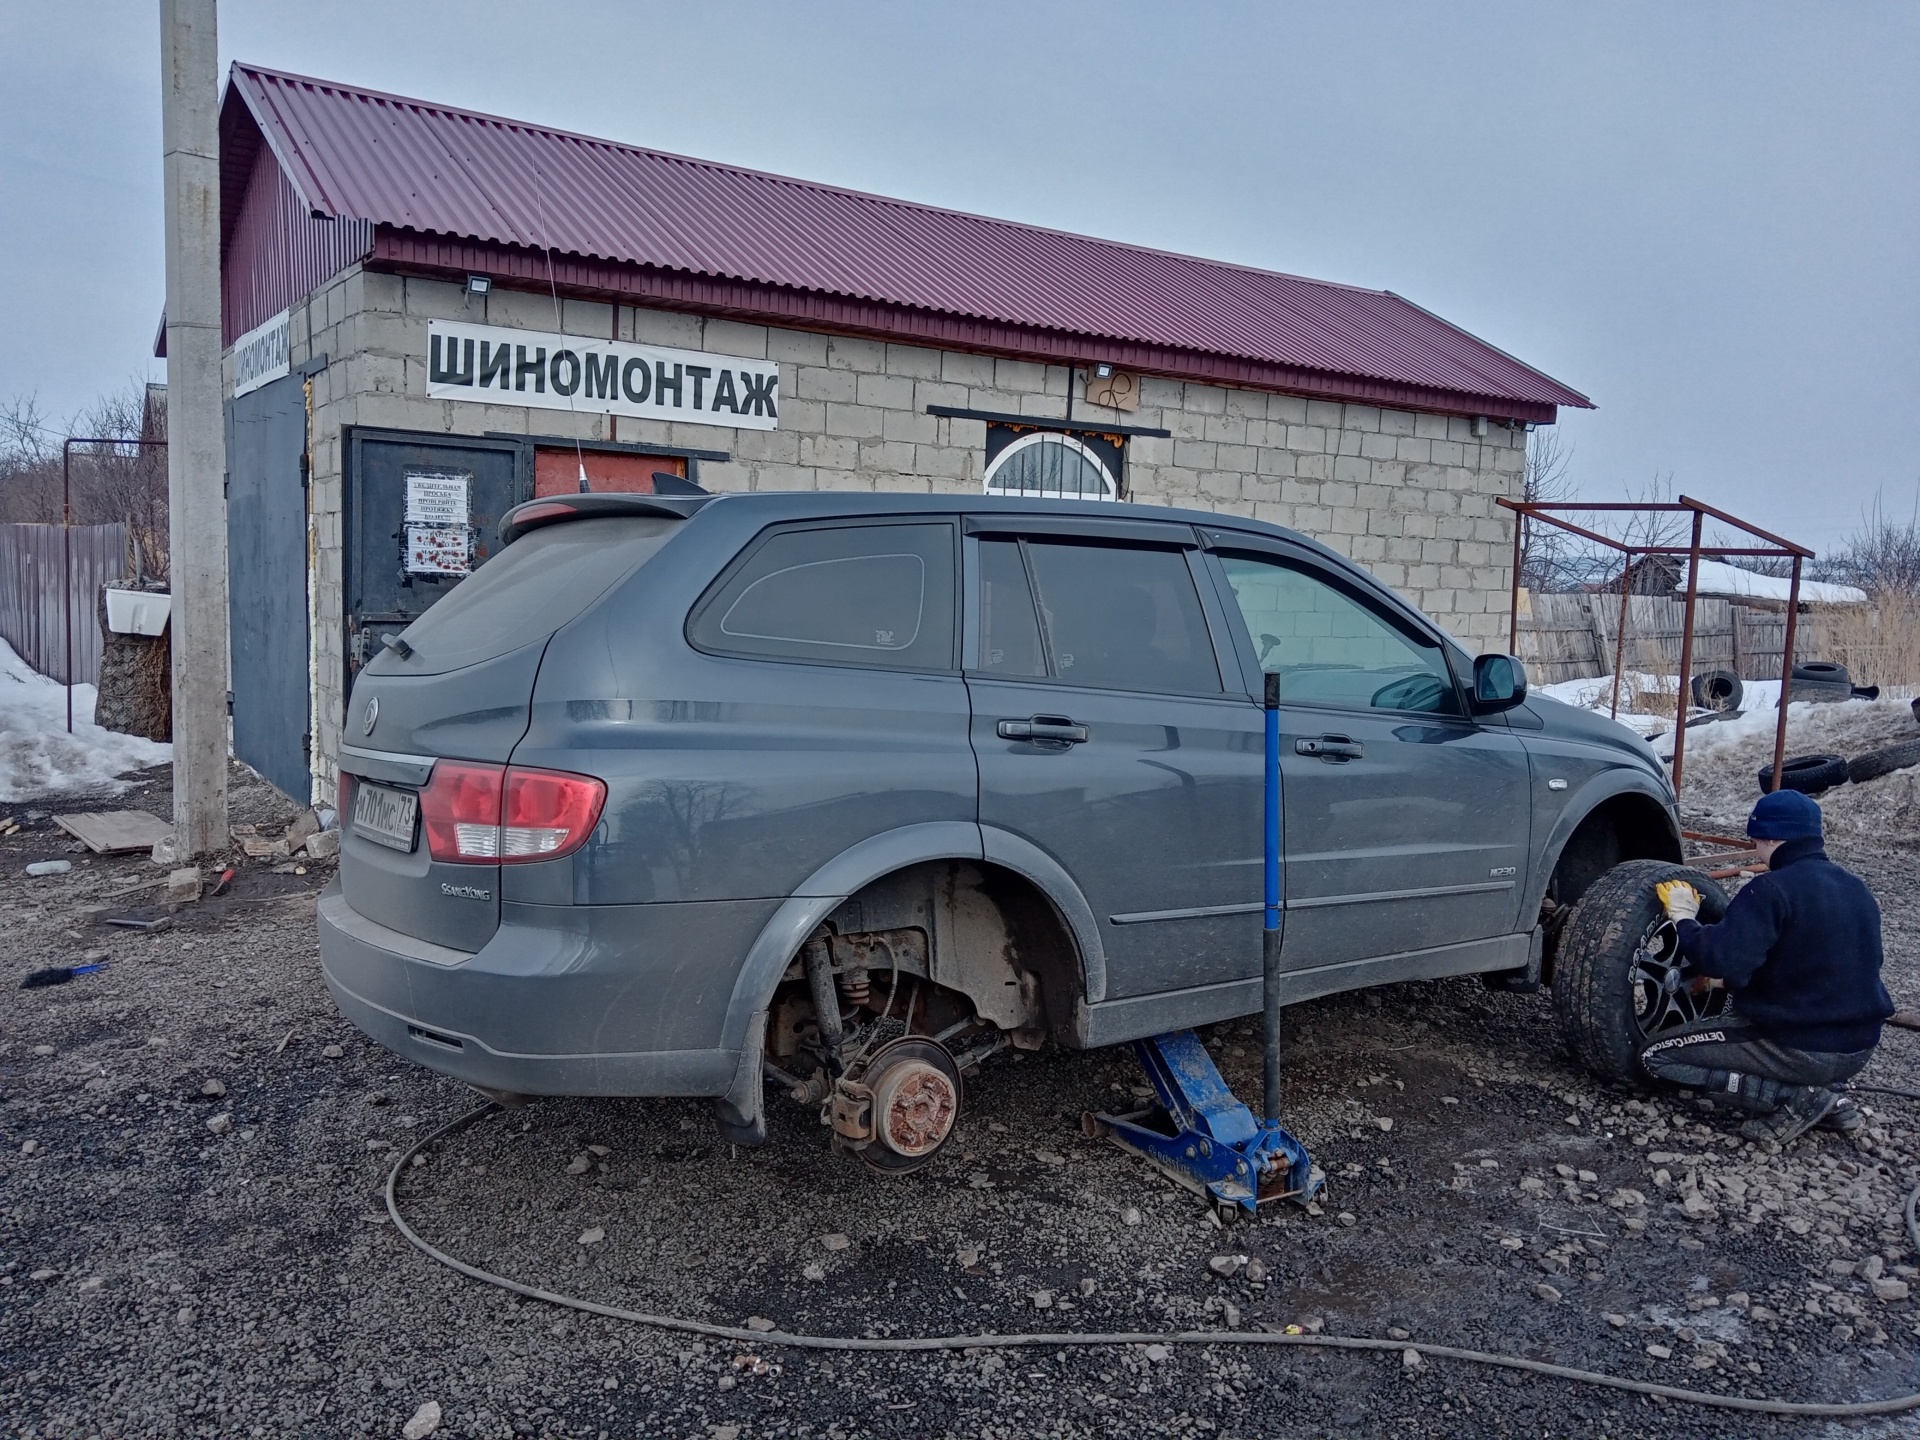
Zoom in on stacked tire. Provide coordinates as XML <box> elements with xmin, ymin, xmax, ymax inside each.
<box><xmin>1787</xmin><ymin>661</ymin><xmax>1852</xmax><ymax>704</ymax></box>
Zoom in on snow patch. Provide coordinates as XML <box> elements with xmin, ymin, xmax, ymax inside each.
<box><xmin>1535</xmin><ymin>670</ymin><xmax>1919</xmax><ymax>846</ymax></box>
<box><xmin>0</xmin><ymin>638</ymin><xmax>171</xmax><ymax>802</ymax></box>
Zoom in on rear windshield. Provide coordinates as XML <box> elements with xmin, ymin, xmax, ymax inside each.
<box><xmin>374</xmin><ymin>516</ymin><xmax>681</xmax><ymax>674</ymax></box>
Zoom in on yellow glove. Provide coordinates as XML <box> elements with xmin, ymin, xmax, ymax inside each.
<box><xmin>1655</xmin><ymin>879</ymin><xmax>1701</xmax><ymax>923</ymax></box>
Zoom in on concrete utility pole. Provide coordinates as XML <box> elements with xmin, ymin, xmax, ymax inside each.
<box><xmin>160</xmin><ymin>0</ymin><xmax>229</xmax><ymax>856</ymax></box>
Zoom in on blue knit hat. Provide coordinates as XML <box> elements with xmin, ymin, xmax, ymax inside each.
<box><xmin>1748</xmin><ymin>789</ymin><xmax>1823</xmax><ymax>841</ymax></box>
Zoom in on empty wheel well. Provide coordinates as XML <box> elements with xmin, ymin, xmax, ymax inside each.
<box><xmin>803</xmin><ymin>861</ymin><xmax>1086</xmax><ymax>1047</ymax></box>
<box><xmin>972</xmin><ymin>865</ymin><xmax>1087</xmax><ymax>1045</ymax></box>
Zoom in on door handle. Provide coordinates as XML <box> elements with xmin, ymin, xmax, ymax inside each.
<box><xmin>998</xmin><ymin>715</ymin><xmax>1089</xmax><ymax>744</ymax></box>
<box><xmin>1296</xmin><ymin>734</ymin><xmax>1364</xmax><ymax>761</ymax></box>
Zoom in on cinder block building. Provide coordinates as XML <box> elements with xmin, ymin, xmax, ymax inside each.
<box><xmin>199</xmin><ymin>64</ymin><xmax>1590</xmax><ymax>802</ymax></box>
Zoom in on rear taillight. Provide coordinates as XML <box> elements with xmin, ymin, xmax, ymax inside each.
<box><xmin>502</xmin><ymin>767</ymin><xmax>607</xmax><ymax>858</ymax></box>
<box><xmin>421</xmin><ymin>761</ymin><xmax>506</xmax><ymax>862</ymax></box>
<box><xmin>419</xmin><ymin>761</ymin><xmax>606</xmax><ymax>864</ymax></box>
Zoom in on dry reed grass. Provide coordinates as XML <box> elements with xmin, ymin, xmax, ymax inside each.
<box><xmin>1812</xmin><ymin>595</ymin><xmax>1920</xmax><ymax>690</ymax></box>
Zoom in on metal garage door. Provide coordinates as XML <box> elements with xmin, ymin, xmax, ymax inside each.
<box><xmin>225</xmin><ymin>373</ymin><xmax>312</xmax><ymax>801</ymax></box>
<box><xmin>344</xmin><ymin>431</ymin><xmax>525</xmax><ymax>691</ymax></box>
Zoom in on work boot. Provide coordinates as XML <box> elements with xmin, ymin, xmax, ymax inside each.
<box><xmin>1817</xmin><ymin>1094</ymin><xmax>1866</xmax><ymax>1136</ymax></box>
<box><xmin>1739</xmin><ymin>1087</ymin><xmax>1839</xmax><ymax>1147</ymax></box>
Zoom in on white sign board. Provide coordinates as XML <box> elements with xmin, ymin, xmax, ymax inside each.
<box><xmin>425</xmin><ymin>320</ymin><xmax>779</xmax><ymax>431</ymax></box>
<box><xmin>403</xmin><ymin>469</ymin><xmax>472</xmax><ymax>576</ymax></box>
<box><xmin>232</xmin><ymin>310</ymin><xmax>291</xmax><ymax>398</ymax></box>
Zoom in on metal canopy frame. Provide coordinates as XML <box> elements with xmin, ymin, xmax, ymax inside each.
<box><xmin>1496</xmin><ymin>493</ymin><xmax>1816</xmax><ymax>802</ymax></box>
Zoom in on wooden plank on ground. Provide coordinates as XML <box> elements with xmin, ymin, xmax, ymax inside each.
<box><xmin>52</xmin><ymin>810</ymin><xmax>173</xmax><ymax>854</ymax></box>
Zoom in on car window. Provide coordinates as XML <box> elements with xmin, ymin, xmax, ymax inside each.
<box><xmin>1218</xmin><ymin>553</ymin><xmax>1461</xmax><ymax>716</ymax></box>
<box><xmin>385</xmin><ymin>516</ymin><xmax>682</xmax><ymax>676</ymax></box>
<box><xmin>977</xmin><ymin>539</ymin><xmax>1047</xmax><ymax>677</ymax></box>
<box><xmin>690</xmin><ymin>522</ymin><xmax>956</xmax><ymax>670</ymax></box>
<box><xmin>1015</xmin><ymin>540</ymin><xmax>1222</xmax><ymax>694</ymax></box>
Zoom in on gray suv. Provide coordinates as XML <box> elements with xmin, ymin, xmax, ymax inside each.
<box><xmin>319</xmin><ymin>491</ymin><xmax>1698</xmax><ymax>1170</ymax></box>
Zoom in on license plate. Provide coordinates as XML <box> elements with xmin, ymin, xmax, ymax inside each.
<box><xmin>352</xmin><ymin>781</ymin><xmax>419</xmax><ymax>852</ymax></box>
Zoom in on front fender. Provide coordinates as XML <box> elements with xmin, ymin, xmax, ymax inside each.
<box><xmin>1526</xmin><ymin>767</ymin><xmax>1682</xmax><ymax>919</ymax></box>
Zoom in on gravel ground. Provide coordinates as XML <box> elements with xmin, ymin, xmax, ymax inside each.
<box><xmin>3</xmin><ymin>759</ymin><xmax>1919</xmax><ymax>1440</ymax></box>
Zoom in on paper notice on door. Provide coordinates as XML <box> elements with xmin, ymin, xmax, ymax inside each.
<box><xmin>404</xmin><ymin>470</ymin><xmax>471</xmax><ymax>525</ymax></box>
<box><xmin>403</xmin><ymin>469</ymin><xmax>473</xmax><ymax>576</ymax></box>
<box><xmin>405</xmin><ymin>525</ymin><xmax>472</xmax><ymax>576</ymax></box>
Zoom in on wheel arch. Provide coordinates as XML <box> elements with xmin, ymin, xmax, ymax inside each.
<box><xmin>1530</xmin><ymin>774</ymin><xmax>1684</xmax><ymax>919</ymax></box>
<box><xmin>715</xmin><ymin>823</ymin><xmax>1105</xmax><ymax>1125</ymax></box>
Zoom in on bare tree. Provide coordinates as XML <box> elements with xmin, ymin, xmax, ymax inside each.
<box><xmin>1517</xmin><ymin>427</ymin><xmax>1581</xmax><ymax>592</ymax></box>
<box><xmin>0</xmin><ymin>384</ymin><xmax>170</xmax><ymax>579</ymax></box>
<box><xmin>71</xmin><ymin>386</ymin><xmax>170</xmax><ymax>582</ymax></box>
<box><xmin>0</xmin><ymin>394</ymin><xmax>62</xmax><ymax>524</ymax></box>
<box><xmin>1820</xmin><ymin>486</ymin><xmax>1920</xmax><ymax>597</ymax></box>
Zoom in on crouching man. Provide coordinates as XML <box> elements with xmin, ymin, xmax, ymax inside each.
<box><xmin>1640</xmin><ymin>789</ymin><xmax>1893</xmax><ymax>1146</ymax></box>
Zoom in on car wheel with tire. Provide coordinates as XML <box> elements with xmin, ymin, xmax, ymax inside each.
<box><xmin>1757</xmin><ymin>753</ymin><xmax>1848</xmax><ymax>795</ymax></box>
<box><xmin>1553</xmin><ymin>859</ymin><xmax>1730</xmax><ymax>1089</ymax></box>
<box><xmin>1847</xmin><ymin>738</ymin><xmax>1920</xmax><ymax>785</ymax></box>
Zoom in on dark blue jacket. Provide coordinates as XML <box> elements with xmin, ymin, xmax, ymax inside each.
<box><xmin>1677</xmin><ymin>837</ymin><xmax>1892</xmax><ymax>1053</ymax></box>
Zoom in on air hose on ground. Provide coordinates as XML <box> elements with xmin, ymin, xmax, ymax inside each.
<box><xmin>384</xmin><ymin>1095</ymin><xmax>1920</xmax><ymax>1419</ymax></box>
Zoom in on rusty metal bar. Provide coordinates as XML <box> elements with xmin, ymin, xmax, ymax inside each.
<box><xmin>1678</xmin><ymin>493</ymin><xmax>1816</xmax><ymax>558</ymax></box>
<box><xmin>1770</xmin><ymin>557</ymin><xmax>1804</xmax><ymax>792</ymax></box>
<box><xmin>1683</xmin><ymin>828</ymin><xmax>1760</xmax><ymax>851</ymax></box>
<box><xmin>1608</xmin><ymin>551</ymin><xmax>1631</xmax><ymax>719</ymax></box>
<box><xmin>1669</xmin><ymin>509</ymin><xmax>1706</xmax><ymax>799</ymax></box>
<box><xmin>62</xmin><ymin>441</ymin><xmax>73</xmax><ymax>734</ymax></box>
<box><xmin>1508</xmin><ymin>504</ymin><xmax>1523</xmax><ymax>654</ymax></box>
<box><xmin>1618</xmin><ymin>546</ymin><xmax>1808</xmax><ymax>558</ymax></box>
<box><xmin>1499</xmin><ymin>499</ymin><xmax>1694</xmax><ymax>514</ymax></box>
<box><xmin>1505</xmin><ymin>509</ymin><xmax>1635</xmax><ymax>554</ymax></box>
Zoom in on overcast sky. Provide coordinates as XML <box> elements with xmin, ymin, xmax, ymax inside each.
<box><xmin>3</xmin><ymin>1</ymin><xmax>1914</xmax><ymax>550</ymax></box>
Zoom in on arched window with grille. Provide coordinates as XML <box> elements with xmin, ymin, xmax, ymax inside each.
<box><xmin>982</xmin><ymin>430</ymin><xmax>1120</xmax><ymax>502</ymax></box>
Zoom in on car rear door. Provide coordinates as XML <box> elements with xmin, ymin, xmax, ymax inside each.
<box><xmin>965</xmin><ymin>517</ymin><xmax>1261</xmax><ymax>1002</ymax></box>
<box><xmin>1203</xmin><ymin>540</ymin><xmax>1532</xmax><ymax>976</ymax></box>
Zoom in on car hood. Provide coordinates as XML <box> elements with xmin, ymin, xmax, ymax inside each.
<box><xmin>1519</xmin><ymin>694</ymin><xmax>1673</xmax><ymax>784</ymax></box>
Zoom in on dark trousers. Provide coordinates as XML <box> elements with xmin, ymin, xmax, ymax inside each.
<box><xmin>1639</xmin><ymin>1015</ymin><xmax>1873</xmax><ymax>1113</ymax></box>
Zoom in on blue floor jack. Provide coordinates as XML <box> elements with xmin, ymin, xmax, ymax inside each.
<box><xmin>1085</xmin><ymin>676</ymin><xmax>1324</xmax><ymax>1215</ymax></box>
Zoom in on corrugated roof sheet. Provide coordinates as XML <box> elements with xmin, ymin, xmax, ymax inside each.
<box><xmin>228</xmin><ymin>64</ymin><xmax>1590</xmax><ymax>412</ymax></box>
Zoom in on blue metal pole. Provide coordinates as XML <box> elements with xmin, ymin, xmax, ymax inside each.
<box><xmin>1262</xmin><ymin>671</ymin><xmax>1282</xmax><ymax>1122</ymax></box>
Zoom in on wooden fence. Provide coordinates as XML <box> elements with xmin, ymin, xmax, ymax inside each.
<box><xmin>0</xmin><ymin>523</ymin><xmax>132</xmax><ymax>685</ymax></box>
<box><xmin>1515</xmin><ymin>589</ymin><xmax>1836</xmax><ymax>687</ymax></box>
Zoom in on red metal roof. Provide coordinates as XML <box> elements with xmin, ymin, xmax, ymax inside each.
<box><xmin>226</xmin><ymin>64</ymin><xmax>1590</xmax><ymax>418</ymax></box>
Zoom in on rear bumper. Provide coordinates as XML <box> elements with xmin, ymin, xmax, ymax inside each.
<box><xmin>316</xmin><ymin>881</ymin><xmax>780</xmax><ymax>1097</ymax></box>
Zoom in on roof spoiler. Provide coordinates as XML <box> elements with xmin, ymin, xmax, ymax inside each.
<box><xmin>498</xmin><ymin>490</ymin><xmax>712</xmax><ymax>546</ymax></box>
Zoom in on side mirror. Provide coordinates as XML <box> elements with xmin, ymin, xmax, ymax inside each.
<box><xmin>1471</xmin><ymin>653</ymin><xmax>1528</xmax><ymax>712</ymax></box>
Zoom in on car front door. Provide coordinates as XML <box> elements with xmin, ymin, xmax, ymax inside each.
<box><xmin>965</xmin><ymin>519</ymin><xmax>1261</xmax><ymax>1003</ymax></box>
<box><xmin>1204</xmin><ymin>542</ymin><xmax>1532</xmax><ymax>980</ymax></box>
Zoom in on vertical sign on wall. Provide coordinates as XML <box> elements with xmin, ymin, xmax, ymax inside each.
<box><xmin>231</xmin><ymin>310</ymin><xmax>291</xmax><ymax>398</ymax></box>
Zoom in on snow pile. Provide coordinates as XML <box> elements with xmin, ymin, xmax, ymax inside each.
<box><xmin>1537</xmin><ymin>673</ymin><xmax>1677</xmax><ymax>738</ymax></box>
<box><xmin>0</xmin><ymin>638</ymin><xmax>171</xmax><ymax>802</ymax></box>
<box><xmin>1536</xmin><ymin>670</ymin><xmax>1920</xmax><ymax>847</ymax></box>
<box><xmin>1671</xmin><ymin>694</ymin><xmax>1920</xmax><ymax>848</ymax></box>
